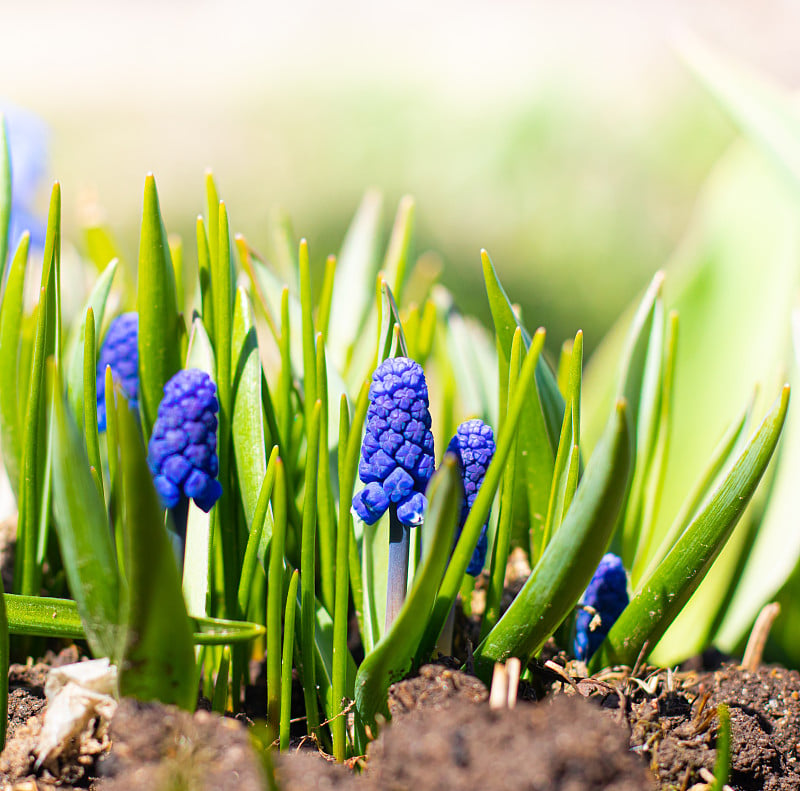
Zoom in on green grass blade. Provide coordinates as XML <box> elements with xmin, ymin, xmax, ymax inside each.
<box><xmin>542</xmin><ymin>330</ymin><xmax>584</xmax><ymax>547</ymax></box>
<box><xmin>51</xmin><ymin>359</ymin><xmax>120</xmax><ymax>659</ymax></box>
<box><xmin>238</xmin><ymin>446</ymin><xmax>279</xmax><ymax>616</ymax></box>
<box><xmin>280</xmin><ymin>569</ymin><xmax>299</xmax><ymax>750</ymax></box>
<box><xmin>169</xmin><ymin>234</ymin><xmax>184</xmax><ymax>316</ymax></box>
<box><xmin>613</xmin><ymin>271</ymin><xmax>664</xmax><ymax>564</ymax></box>
<box><xmin>0</xmin><ymin>233</ymin><xmax>29</xmax><ymax>497</ymax></box>
<box><xmin>211</xmin><ymin>645</ymin><xmax>231</xmax><ymax>713</ymax></box>
<box><xmin>481</xmin><ymin>249</ymin><xmax>562</xmax><ymax>558</ymax></box>
<box><xmin>332</xmin><ymin>396</ymin><xmax>351</xmax><ymax>762</ymax></box>
<box><xmin>417</xmin><ymin>328</ymin><xmax>546</xmax><ymax>663</ymax></box>
<box><xmin>196</xmin><ymin>217</ymin><xmax>214</xmax><ymax>334</ymax></box>
<box><xmin>632</xmin><ymin>310</ymin><xmax>679</xmax><ymax>581</ymax></box>
<box><xmin>115</xmin><ymin>392</ymin><xmax>196</xmax><ymax>709</ymax></box>
<box><xmin>136</xmin><ymin>174</ymin><xmax>181</xmax><ymax>440</ymax></box>
<box><xmin>245</xmin><ymin>244</ymin><xmax>349</xmax><ymax>449</ymax></box>
<box><xmin>316</xmin><ymin>337</ymin><xmax>336</xmax><ymax>612</ymax></box>
<box><xmin>0</xmin><ymin>593</ymin><xmax>263</xmax><ymax>644</ymax></box>
<box><xmin>182</xmin><ymin>317</ymin><xmax>216</xmax><ymax>617</ymax></box>
<box><xmin>299</xmin><ymin>240</ymin><xmax>317</xmax><ymax>416</ymax></box>
<box><xmin>82</xmin><ymin>309</ymin><xmax>103</xmax><ymax>498</ymax></box>
<box><xmin>232</xmin><ymin>285</ymin><xmax>268</xmax><ymax>530</ymax></box>
<box><xmin>299</xmin><ymin>400</ymin><xmax>321</xmax><ymax>737</ymax></box>
<box><xmin>65</xmin><ymin>259</ymin><xmax>118</xmax><ymax>428</ymax></box>
<box><xmin>474</xmin><ymin>398</ymin><xmax>631</xmax><ymax>678</ymax></box>
<box><xmin>355</xmin><ymin>455</ymin><xmax>460</xmax><ymax>729</ymax></box>
<box><xmin>267</xmin><ymin>458</ymin><xmax>288</xmax><ymax>732</ymax></box>
<box><xmin>481</xmin><ymin>330</ymin><xmax>522</xmax><ymax>639</ymax></box>
<box><xmin>317</xmin><ymin>255</ymin><xmax>336</xmax><ymax>341</ymax></box>
<box><xmin>639</xmin><ymin>404</ymin><xmax>751</xmax><ymax>585</ymax></box>
<box><xmin>711</xmin><ymin>703</ymin><xmax>731</xmax><ymax>790</ymax></box>
<box><xmin>594</xmin><ymin>386</ymin><xmax>790</xmax><ymax>669</ymax></box>
<box><xmin>17</xmin><ymin>184</ymin><xmax>60</xmax><ymax>596</ymax></box>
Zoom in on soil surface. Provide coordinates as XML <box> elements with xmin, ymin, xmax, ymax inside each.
<box><xmin>4</xmin><ymin>643</ymin><xmax>800</xmax><ymax>790</ymax></box>
<box><xmin>97</xmin><ymin>699</ymin><xmax>265</xmax><ymax>790</ymax></box>
<box><xmin>368</xmin><ymin>694</ymin><xmax>655</xmax><ymax>791</ymax></box>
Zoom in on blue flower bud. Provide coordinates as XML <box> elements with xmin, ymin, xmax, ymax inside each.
<box><xmin>96</xmin><ymin>313</ymin><xmax>139</xmax><ymax>432</ymax></box>
<box><xmin>447</xmin><ymin>419</ymin><xmax>496</xmax><ymax>576</ymax></box>
<box><xmin>352</xmin><ymin>357</ymin><xmax>435</xmax><ymax>527</ymax></box>
<box><xmin>573</xmin><ymin>553</ymin><xmax>629</xmax><ymax>662</ymax></box>
<box><xmin>147</xmin><ymin>369</ymin><xmax>222</xmax><ymax>513</ymax></box>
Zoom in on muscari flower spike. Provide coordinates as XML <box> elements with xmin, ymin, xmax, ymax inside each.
<box><xmin>352</xmin><ymin>356</ymin><xmax>435</xmax><ymax>527</ymax></box>
<box><xmin>573</xmin><ymin>552</ymin><xmax>629</xmax><ymax>662</ymax></box>
<box><xmin>447</xmin><ymin>418</ymin><xmax>496</xmax><ymax>576</ymax></box>
<box><xmin>96</xmin><ymin>312</ymin><xmax>139</xmax><ymax>432</ymax></box>
<box><xmin>147</xmin><ymin>368</ymin><xmax>222</xmax><ymax>513</ymax></box>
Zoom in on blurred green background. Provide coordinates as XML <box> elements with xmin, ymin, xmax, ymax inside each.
<box><xmin>5</xmin><ymin>1</ymin><xmax>799</xmax><ymax>355</ymax></box>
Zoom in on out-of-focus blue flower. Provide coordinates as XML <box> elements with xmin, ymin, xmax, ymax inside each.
<box><xmin>1</xmin><ymin>102</ymin><xmax>48</xmax><ymax>252</ymax></box>
<box><xmin>447</xmin><ymin>418</ymin><xmax>495</xmax><ymax>576</ymax></box>
<box><xmin>96</xmin><ymin>313</ymin><xmax>139</xmax><ymax>432</ymax></box>
<box><xmin>352</xmin><ymin>357</ymin><xmax>435</xmax><ymax>528</ymax></box>
<box><xmin>573</xmin><ymin>552</ymin><xmax>629</xmax><ymax>662</ymax></box>
<box><xmin>147</xmin><ymin>369</ymin><xmax>222</xmax><ymax>513</ymax></box>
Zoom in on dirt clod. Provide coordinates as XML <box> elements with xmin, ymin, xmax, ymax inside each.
<box><xmin>367</xmin><ymin>694</ymin><xmax>655</xmax><ymax>791</ymax></box>
<box><xmin>387</xmin><ymin>663</ymin><xmax>487</xmax><ymax>718</ymax></box>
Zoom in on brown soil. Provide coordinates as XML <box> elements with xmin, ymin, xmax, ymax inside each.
<box><xmin>367</xmin><ymin>694</ymin><xmax>655</xmax><ymax>791</ymax></box>
<box><xmin>97</xmin><ymin>699</ymin><xmax>265</xmax><ymax>790</ymax></box>
<box><xmin>386</xmin><ymin>663</ymin><xmax>488</xmax><ymax>718</ymax></box>
<box><xmin>4</xmin><ymin>641</ymin><xmax>800</xmax><ymax>791</ymax></box>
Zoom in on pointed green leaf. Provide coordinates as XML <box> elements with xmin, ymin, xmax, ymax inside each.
<box><xmin>65</xmin><ymin>259</ymin><xmax>119</xmax><ymax>428</ymax></box>
<box><xmin>17</xmin><ymin>184</ymin><xmax>60</xmax><ymax>596</ymax></box>
<box><xmin>355</xmin><ymin>456</ymin><xmax>461</xmax><ymax>728</ymax></box>
<box><xmin>232</xmin><ymin>286</ymin><xmax>268</xmax><ymax>530</ymax></box>
<box><xmin>50</xmin><ymin>363</ymin><xmax>120</xmax><ymax>658</ymax></box>
<box><xmin>481</xmin><ymin>249</ymin><xmax>565</xmax><ymax>557</ymax></box>
<box><xmin>474</xmin><ymin>398</ymin><xmax>631</xmax><ymax>677</ymax></box>
<box><xmin>594</xmin><ymin>385</ymin><xmax>790</xmax><ymax>668</ymax></box>
<box><xmin>417</xmin><ymin>328</ymin><xmax>546</xmax><ymax>662</ymax></box>
<box><xmin>1</xmin><ymin>593</ymin><xmax>263</xmax><ymax>645</ymax></box>
<box><xmin>0</xmin><ymin>233</ymin><xmax>29</xmax><ymax>496</ymax></box>
<box><xmin>136</xmin><ymin>174</ymin><xmax>181</xmax><ymax>439</ymax></box>
<box><xmin>116</xmin><ymin>393</ymin><xmax>195</xmax><ymax>709</ymax></box>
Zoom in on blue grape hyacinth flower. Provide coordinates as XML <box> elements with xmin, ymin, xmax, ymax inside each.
<box><xmin>352</xmin><ymin>356</ymin><xmax>435</xmax><ymax>528</ymax></box>
<box><xmin>147</xmin><ymin>368</ymin><xmax>222</xmax><ymax>513</ymax></box>
<box><xmin>447</xmin><ymin>419</ymin><xmax>495</xmax><ymax>576</ymax></box>
<box><xmin>573</xmin><ymin>553</ymin><xmax>629</xmax><ymax>662</ymax></box>
<box><xmin>96</xmin><ymin>312</ymin><xmax>138</xmax><ymax>432</ymax></box>
<box><xmin>1</xmin><ymin>102</ymin><xmax>49</xmax><ymax>253</ymax></box>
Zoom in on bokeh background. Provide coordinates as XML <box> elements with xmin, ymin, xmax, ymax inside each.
<box><xmin>2</xmin><ymin>0</ymin><xmax>799</xmax><ymax>354</ymax></box>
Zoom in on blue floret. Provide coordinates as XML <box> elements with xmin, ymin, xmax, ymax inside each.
<box><xmin>573</xmin><ymin>552</ymin><xmax>629</xmax><ymax>662</ymax></box>
<box><xmin>447</xmin><ymin>419</ymin><xmax>496</xmax><ymax>576</ymax></box>
<box><xmin>147</xmin><ymin>368</ymin><xmax>222</xmax><ymax>513</ymax></box>
<box><xmin>352</xmin><ymin>357</ymin><xmax>435</xmax><ymax>528</ymax></box>
<box><xmin>96</xmin><ymin>312</ymin><xmax>139</xmax><ymax>432</ymax></box>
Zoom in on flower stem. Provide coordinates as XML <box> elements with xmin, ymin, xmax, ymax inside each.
<box><xmin>385</xmin><ymin>507</ymin><xmax>410</xmax><ymax>632</ymax></box>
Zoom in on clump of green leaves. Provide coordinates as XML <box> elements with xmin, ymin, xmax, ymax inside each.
<box><xmin>0</xmin><ymin>42</ymin><xmax>797</xmax><ymax>761</ymax></box>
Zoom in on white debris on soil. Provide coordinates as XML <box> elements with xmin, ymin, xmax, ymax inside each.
<box><xmin>34</xmin><ymin>658</ymin><xmax>118</xmax><ymax>769</ymax></box>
